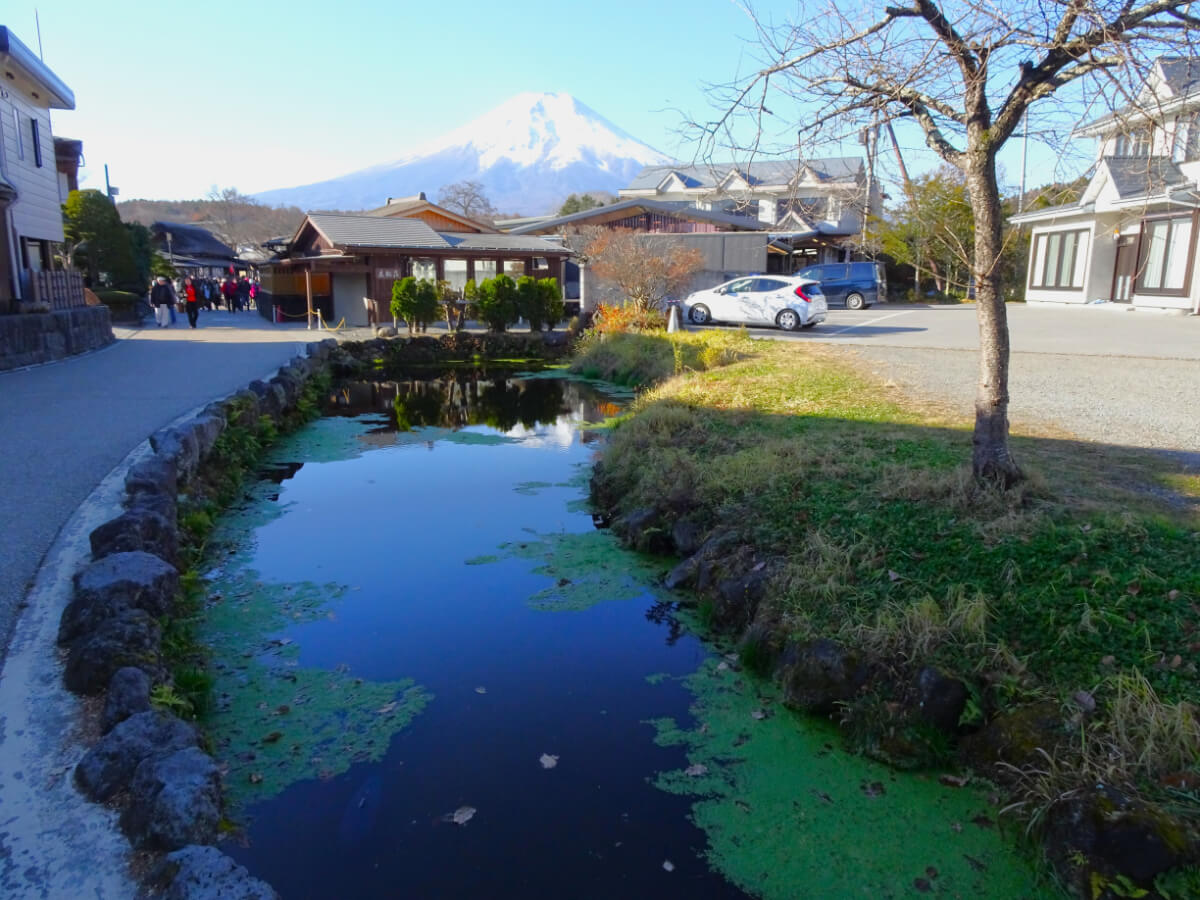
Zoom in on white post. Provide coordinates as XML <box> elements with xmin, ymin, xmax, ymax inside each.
<box><xmin>305</xmin><ymin>269</ymin><xmax>314</xmax><ymax>330</ymax></box>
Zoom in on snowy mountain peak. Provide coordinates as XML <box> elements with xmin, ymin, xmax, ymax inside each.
<box><xmin>255</xmin><ymin>93</ymin><xmax>672</xmax><ymax>214</ymax></box>
<box><xmin>386</xmin><ymin>91</ymin><xmax>669</xmax><ymax>172</ymax></box>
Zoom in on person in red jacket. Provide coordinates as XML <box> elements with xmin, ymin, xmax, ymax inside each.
<box><xmin>220</xmin><ymin>277</ymin><xmax>236</xmax><ymax>311</ymax></box>
<box><xmin>183</xmin><ymin>277</ymin><xmax>201</xmax><ymax>328</ymax></box>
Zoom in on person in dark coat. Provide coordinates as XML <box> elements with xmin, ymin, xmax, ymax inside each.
<box><xmin>236</xmin><ymin>277</ymin><xmax>251</xmax><ymax>312</ymax></box>
<box><xmin>150</xmin><ymin>276</ymin><xmax>178</xmax><ymax>328</ymax></box>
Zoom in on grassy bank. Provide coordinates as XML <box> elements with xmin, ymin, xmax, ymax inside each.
<box><xmin>580</xmin><ymin>332</ymin><xmax>1199</xmax><ymax>892</ymax></box>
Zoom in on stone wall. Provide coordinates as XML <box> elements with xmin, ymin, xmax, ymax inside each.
<box><xmin>0</xmin><ymin>307</ymin><xmax>114</xmax><ymax>371</ymax></box>
<box><xmin>58</xmin><ymin>339</ymin><xmax>338</xmax><ymax>900</ymax></box>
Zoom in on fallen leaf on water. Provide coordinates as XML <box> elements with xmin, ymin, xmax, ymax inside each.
<box><xmin>261</xmin><ymin>731</ymin><xmax>283</xmax><ymax>744</ymax></box>
<box><xmin>275</xmin><ymin>705</ymin><xmax>290</xmax><ymax>716</ymax></box>
<box><xmin>377</xmin><ymin>702</ymin><xmax>397</xmax><ymax>715</ymax></box>
<box><xmin>938</xmin><ymin>774</ymin><xmax>969</xmax><ymax>788</ymax></box>
<box><xmin>750</xmin><ymin>709</ymin><xmax>768</xmax><ymax>720</ymax></box>
<box><xmin>450</xmin><ymin>806</ymin><xmax>476</xmax><ymax>826</ymax></box>
<box><xmin>475</xmin><ymin>686</ymin><xmax>487</xmax><ymax>694</ymax></box>
<box><xmin>662</xmin><ymin>860</ymin><xmax>675</xmax><ymax>872</ymax></box>
<box><xmin>716</xmin><ymin>661</ymin><xmax>729</xmax><ymax>672</ymax></box>
<box><xmin>950</xmin><ymin>822</ymin><xmax>963</xmax><ymax>833</ymax></box>
<box><xmin>539</xmin><ymin>754</ymin><xmax>559</xmax><ymax>769</ymax></box>
<box><xmin>860</xmin><ymin>781</ymin><xmax>886</xmax><ymax>798</ymax></box>
<box><xmin>248</xmin><ymin>773</ymin><xmax>263</xmax><ymax>784</ymax></box>
<box><xmin>684</xmin><ymin>764</ymin><xmax>707</xmax><ymax>777</ymax></box>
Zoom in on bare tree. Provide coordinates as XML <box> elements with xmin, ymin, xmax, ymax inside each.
<box><xmin>205</xmin><ymin>186</ymin><xmax>260</xmax><ymax>251</ymax></box>
<box><xmin>584</xmin><ymin>227</ymin><xmax>706</xmax><ymax>312</ymax></box>
<box><xmin>437</xmin><ymin>180</ymin><xmax>497</xmax><ymax>219</ymax></box>
<box><xmin>697</xmin><ymin>1</ymin><xmax>1199</xmax><ymax>485</ymax></box>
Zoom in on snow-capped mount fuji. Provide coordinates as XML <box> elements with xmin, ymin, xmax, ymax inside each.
<box><xmin>254</xmin><ymin>92</ymin><xmax>671</xmax><ymax>214</ymax></box>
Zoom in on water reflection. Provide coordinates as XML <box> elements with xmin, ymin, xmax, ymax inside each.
<box><xmin>326</xmin><ymin>370</ymin><xmax>610</xmax><ymax>442</ymax></box>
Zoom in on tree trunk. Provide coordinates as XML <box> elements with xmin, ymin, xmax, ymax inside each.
<box><xmin>965</xmin><ymin>159</ymin><xmax>1022</xmax><ymax>486</ymax></box>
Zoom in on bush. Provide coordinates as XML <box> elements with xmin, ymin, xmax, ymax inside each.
<box><xmin>475</xmin><ymin>274</ymin><xmax>519</xmax><ymax>332</ymax></box>
<box><xmin>96</xmin><ymin>289</ymin><xmax>144</xmax><ymax>322</ymax></box>
<box><xmin>516</xmin><ymin>275</ymin><xmax>542</xmax><ymax>331</ymax></box>
<box><xmin>390</xmin><ymin>277</ymin><xmax>440</xmax><ymax>334</ymax></box>
<box><xmin>592</xmin><ymin>302</ymin><xmax>667</xmax><ymax>334</ymax></box>
<box><xmin>538</xmin><ymin>277</ymin><xmax>565</xmax><ymax>328</ymax></box>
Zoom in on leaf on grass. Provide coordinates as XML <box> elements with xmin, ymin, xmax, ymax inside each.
<box><xmin>539</xmin><ymin>754</ymin><xmax>559</xmax><ymax>769</ymax></box>
<box><xmin>888</xmin><ymin>570</ymin><xmax>901</xmax><ymax>582</ymax></box>
<box><xmin>938</xmin><ymin>774</ymin><xmax>969</xmax><ymax>788</ymax></box>
<box><xmin>1168</xmin><ymin>589</ymin><xmax>1180</xmax><ymax>601</ymax></box>
<box><xmin>684</xmin><ymin>764</ymin><xmax>707</xmax><ymax>777</ymax></box>
<box><xmin>750</xmin><ymin>709</ymin><xmax>768</xmax><ymax>720</ymax></box>
<box><xmin>450</xmin><ymin>806</ymin><xmax>476</xmax><ymax>826</ymax></box>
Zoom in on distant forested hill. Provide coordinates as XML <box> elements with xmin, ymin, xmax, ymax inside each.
<box><xmin>117</xmin><ymin>191</ymin><xmax>344</xmax><ymax>249</ymax></box>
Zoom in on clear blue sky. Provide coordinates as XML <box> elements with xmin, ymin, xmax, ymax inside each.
<box><xmin>8</xmin><ymin>0</ymin><xmax>1088</xmax><ymax>204</ymax></box>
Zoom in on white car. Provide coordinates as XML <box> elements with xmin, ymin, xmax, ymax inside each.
<box><xmin>682</xmin><ymin>275</ymin><xmax>827</xmax><ymax>331</ymax></box>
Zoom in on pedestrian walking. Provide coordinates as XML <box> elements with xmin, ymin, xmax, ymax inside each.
<box><xmin>184</xmin><ymin>277</ymin><xmax>201</xmax><ymax>328</ymax></box>
<box><xmin>221</xmin><ymin>278</ymin><xmax>236</xmax><ymax>312</ymax></box>
<box><xmin>150</xmin><ymin>275</ymin><xmax>178</xmax><ymax>328</ymax></box>
<box><xmin>236</xmin><ymin>277</ymin><xmax>251</xmax><ymax>312</ymax></box>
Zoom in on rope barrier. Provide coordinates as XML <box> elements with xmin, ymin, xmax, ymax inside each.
<box><xmin>316</xmin><ymin>310</ymin><xmax>348</xmax><ymax>332</ymax></box>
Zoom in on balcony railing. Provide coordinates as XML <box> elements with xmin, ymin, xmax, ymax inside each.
<box><xmin>28</xmin><ymin>269</ymin><xmax>87</xmax><ymax>310</ymax></box>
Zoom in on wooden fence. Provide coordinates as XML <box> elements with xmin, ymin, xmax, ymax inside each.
<box><xmin>29</xmin><ymin>270</ymin><xmax>86</xmax><ymax>310</ymax></box>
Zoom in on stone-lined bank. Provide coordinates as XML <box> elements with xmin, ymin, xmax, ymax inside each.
<box><xmin>0</xmin><ymin>306</ymin><xmax>114</xmax><ymax>371</ymax></box>
<box><xmin>57</xmin><ymin>339</ymin><xmax>338</xmax><ymax>899</ymax></box>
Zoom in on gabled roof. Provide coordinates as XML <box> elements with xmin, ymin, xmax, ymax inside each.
<box><xmin>1076</xmin><ymin>56</ymin><xmax>1200</xmax><ymax>136</ymax></box>
<box><xmin>623</xmin><ymin>158</ymin><xmax>863</xmax><ymax>192</ymax></box>
<box><xmin>300</xmin><ymin>214</ymin><xmax>450</xmax><ymax>249</ymax></box>
<box><xmin>0</xmin><ymin>27</ymin><xmax>74</xmax><ymax>109</ymax></box>
<box><xmin>364</xmin><ymin>194</ymin><xmax>496</xmax><ymax>233</ymax></box>
<box><xmin>290</xmin><ymin>213</ymin><xmax>569</xmax><ymax>254</ymax></box>
<box><xmin>1101</xmin><ymin>156</ymin><xmax>1190</xmax><ymax>200</ymax></box>
<box><xmin>506</xmin><ymin>198</ymin><xmax>764</xmax><ymax>235</ymax></box>
<box><xmin>150</xmin><ymin>222</ymin><xmax>236</xmax><ymax>259</ymax></box>
<box><xmin>656</xmin><ymin>170</ymin><xmax>703</xmax><ymax>191</ymax></box>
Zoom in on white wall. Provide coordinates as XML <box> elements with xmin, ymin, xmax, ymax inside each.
<box><xmin>0</xmin><ymin>88</ymin><xmax>64</xmax><ymax>244</ymax></box>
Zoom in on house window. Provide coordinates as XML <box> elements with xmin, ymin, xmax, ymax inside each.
<box><xmin>1029</xmin><ymin>229</ymin><xmax>1089</xmax><ymax>290</ymax></box>
<box><xmin>12</xmin><ymin>109</ymin><xmax>23</xmax><ymax>160</ymax></box>
<box><xmin>1114</xmin><ymin>126</ymin><xmax>1153</xmax><ymax>157</ymax></box>
<box><xmin>1134</xmin><ymin>212</ymin><xmax>1196</xmax><ymax>294</ymax></box>
<box><xmin>1174</xmin><ymin>111</ymin><xmax>1200</xmax><ymax>162</ymax></box>
<box><xmin>31</xmin><ymin>119</ymin><xmax>42</xmax><ymax>167</ymax></box>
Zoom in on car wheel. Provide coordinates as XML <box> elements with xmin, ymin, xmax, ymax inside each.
<box><xmin>776</xmin><ymin>309</ymin><xmax>801</xmax><ymax>331</ymax></box>
<box><xmin>845</xmin><ymin>292</ymin><xmax>865</xmax><ymax>310</ymax></box>
<box><xmin>690</xmin><ymin>303</ymin><xmax>711</xmax><ymax>325</ymax></box>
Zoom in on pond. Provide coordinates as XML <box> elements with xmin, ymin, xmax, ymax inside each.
<box><xmin>198</xmin><ymin>368</ymin><xmax>1054</xmax><ymax>899</ymax></box>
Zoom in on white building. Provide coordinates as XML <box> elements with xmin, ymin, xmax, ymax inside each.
<box><xmin>1011</xmin><ymin>58</ymin><xmax>1200</xmax><ymax>314</ymax></box>
<box><xmin>618</xmin><ymin>158</ymin><xmax>881</xmax><ymax>266</ymax></box>
<box><xmin>0</xmin><ymin>26</ymin><xmax>76</xmax><ymax>308</ymax></box>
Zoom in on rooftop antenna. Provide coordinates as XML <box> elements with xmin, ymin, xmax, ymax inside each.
<box><xmin>35</xmin><ymin>9</ymin><xmax>44</xmax><ymax>60</ymax></box>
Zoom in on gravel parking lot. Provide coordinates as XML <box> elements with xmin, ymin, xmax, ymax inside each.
<box><xmin>702</xmin><ymin>303</ymin><xmax>1200</xmax><ymax>465</ymax></box>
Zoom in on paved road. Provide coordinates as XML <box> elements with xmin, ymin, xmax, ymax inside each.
<box><xmin>0</xmin><ymin>310</ymin><xmax>313</xmax><ymax>662</ymax></box>
<box><xmin>698</xmin><ymin>303</ymin><xmax>1200</xmax><ymax>458</ymax></box>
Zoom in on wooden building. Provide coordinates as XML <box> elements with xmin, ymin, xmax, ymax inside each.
<box><xmin>262</xmin><ymin>213</ymin><xmax>572</xmax><ymax>326</ymax></box>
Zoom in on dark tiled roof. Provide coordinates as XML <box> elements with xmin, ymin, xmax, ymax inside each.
<box><xmin>623</xmin><ymin>158</ymin><xmax>863</xmax><ymax>191</ymax></box>
<box><xmin>151</xmin><ymin>222</ymin><xmax>236</xmax><ymax>258</ymax></box>
<box><xmin>1157</xmin><ymin>57</ymin><xmax>1200</xmax><ymax>97</ymax></box>
<box><xmin>307</xmin><ymin>214</ymin><xmax>450</xmax><ymax>249</ymax></box>
<box><xmin>1102</xmin><ymin>156</ymin><xmax>1190</xmax><ymax>199</ymax></box>
<box><xmin>507</xmin><ymin>198</ymin><xmax>763</xmax><ymax>234</ymax></box>
<box><xmin>440</xmin><ymin>233</ymin><xmax>570</xmax><ymax>253</ymax></box>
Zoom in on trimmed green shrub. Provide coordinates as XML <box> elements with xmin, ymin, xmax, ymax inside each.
<box><xmin>475</xmin><ymin>274</ymin><xmax>519</xmax><ymax>332</ymax></box>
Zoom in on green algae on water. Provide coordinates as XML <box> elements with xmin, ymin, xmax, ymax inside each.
<box><xmin>198</xmin><ymin>415</ymin><xmax>433</xmax><ymax>815</ymax></box>
<box><xmin>514</xmin><ymin>481</ymin><xmax>555</xmax><ymax>495</ymax></box>
<box><xmin>472</xmin><ymin>530</ymin><xmax>666</xmax><ymax>612</ymax></box>
<box><xmin>648</xmin><ymin>658</ymin><xmax>1057</xmax><ymax>899</ymax></box>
